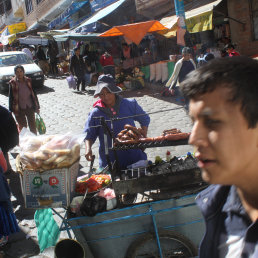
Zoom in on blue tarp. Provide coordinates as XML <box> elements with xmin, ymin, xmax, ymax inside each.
<box><xmin>48</xmin><ymin>1</ymin><xmax>89</xmax><ymax>29</ymax></box>
<box><xmin>90</xmin><ymin>0</ymin><xmax>119</xmax><ymax>13</ymax></box>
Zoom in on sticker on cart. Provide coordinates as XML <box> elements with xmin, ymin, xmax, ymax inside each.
<box><xmin>49</xmin><ymin>176</ymin><xmax>59</xmax><ymax>188</ymax></box>
<box><xmin>33</xmin><ymin>176</ymin><xmax>43</xmax><ymax>188</ymax></box>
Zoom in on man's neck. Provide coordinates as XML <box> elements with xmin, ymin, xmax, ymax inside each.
<box><xmin>237</xmin><ymin>188</ymin><xmax>258</xmax><ymax>222</ymax></box>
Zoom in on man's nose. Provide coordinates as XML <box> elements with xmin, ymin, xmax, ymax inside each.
<box><xmin>189</xmin><ymin>121</ymin><xmax>208</xmax><ymax>147</ymax></box>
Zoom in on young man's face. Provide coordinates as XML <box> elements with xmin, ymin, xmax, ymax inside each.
<box><xmin>189</xmin><ymin>86</ymin><xmax>258</xmax><ymax>187</ymax></box>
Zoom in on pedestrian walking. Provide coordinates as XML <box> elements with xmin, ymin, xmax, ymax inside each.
<box><xmin>166</xmin><ymin>47</ymin><xmax>196</xmax><ymax>91</ymax></box>
<box><xmin>36</xmin><ymin>45</ymin><xmax>49</xmax><ymax>76</ymax></box>
<box><xmin>181</xmin><ymin>56</ymin><xmax>258</xmax><ymax>257</ymax></box>
<box><xmin>166</xmin><ymin>47</ymin><xmax>196</xmax><ymax>109</ymax></box>
<box><xmin>9</xmin><ymin>65</ymin><xmax>40</xmax><ymax>134</ymax></box>
<box><xmin>69</xmin><ymin>47</ymin><xmax>86</xmax><ymax>91</ymax></box>
<box><xmin>47</xmin><ymin>43</ymin><xmax>58</xmax><ymax>77</ymax></box>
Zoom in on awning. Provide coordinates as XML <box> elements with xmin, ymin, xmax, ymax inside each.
<box><xmin>99</xmin><ymin>20</ymin><xmax>167</xmax><ymax>45</ymax></box>
<box><xmin>38</xmin><ymin>29</ymin><xmax>69</xmax><ymax>40</ymax></box>
<box><xmin>76</xmin><ymin>0</ymin><xmax>126</xmax><ymax>29</ymax></box>
<box><xmin>160</xmin><ymin>0</ymin><xmax>222</xmax><ymax>38</ymax></box>
<box><xmin>48</xmin><ymin>1</ymin><xmax>89</xmax><ymax>29</ymax></box>
<box><xmin>53</xmin><ymin>32</ymin><xmax>101</xmax><ymax>41</ymax></box>
<box><xmin>19</xmin><ymin>36</ymin><xmax>49</xmax><ymax>46</ymax></box>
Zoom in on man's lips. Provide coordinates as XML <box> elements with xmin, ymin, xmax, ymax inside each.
<box><xmin>197</xmin><ymin>159</ymin><xmax>216</xmax><ymax>168</ymax></box>
<box><xmin>195</xmin><ymin>154</ymin><xmax>216</xmax><ymax>168</ymax></box>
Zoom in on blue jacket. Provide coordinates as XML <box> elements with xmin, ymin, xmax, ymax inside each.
<box><xmin>196</xmin><ymin>185</ymin><xmax>258</xmax><ymax>258</ymax></box>
<box><xmin>84</xmin><ymin>97</ymin><xmax>150</xmax><ymax>169</ymax></box>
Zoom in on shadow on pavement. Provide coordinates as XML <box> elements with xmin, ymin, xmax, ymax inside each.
<box><xmin>0</xmin><ymin>229</ymin><xmax>40</xmax><ymax>258</ymax></box>
<box><xmin>1</xmin><ymin>169</ymin><xmax>40</xmax><ymax>257</ymax></box>
<box><xmin>4</xmin><ymin>169</ymin><xmax>35</xmax><ymax>221</ymax></box>
<box><xmin>35</xmin><ymin>85</ymin><xmax>55</xmax><ymax>95</ymax></box>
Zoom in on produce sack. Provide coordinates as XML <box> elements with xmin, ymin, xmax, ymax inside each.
<box><xmin>66</xmin><ymin>75</ymin><xmax>76</xmax><ymax>89</ymax></box>
<box><xmin>35</xmin><ymin>114</ymin><xmax>46</xmax><ymax>135</ymax></box>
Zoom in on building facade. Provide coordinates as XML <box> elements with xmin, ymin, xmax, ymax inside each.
<box><xmin>227</xmin><ymin>0</ymin><xmax>258</xmax><ymax>56</ymax></box>
<box><xmin>22</xmin><ymin>0</ymin><xmax>71</xmax><ymax>30</ymax></box>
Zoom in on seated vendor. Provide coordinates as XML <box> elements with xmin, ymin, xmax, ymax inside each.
<box><xmin>84</xmin><ymin>74</ymin><xmax>150</xmax><ymax>170</ymax></box>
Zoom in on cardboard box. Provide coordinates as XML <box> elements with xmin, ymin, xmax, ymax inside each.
<box><xmin>18</xmin><ymin>160</ymin><xmax>79</xmax><ymax>209</ymax></box>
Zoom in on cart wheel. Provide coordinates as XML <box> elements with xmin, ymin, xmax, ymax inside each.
<box><xmin>125</xmin><ymin>229</ymin><xmax>198</xmax><ymax>258</ymax></box>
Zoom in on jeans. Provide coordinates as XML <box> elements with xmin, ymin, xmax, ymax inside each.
<box><xmin>84</xmin><ymin>73</ymin><xmax>91</xmax><ymax>86</ymax></box>
<box><xmin>76</xmin><ymin>76</ymin><xmax>85</xmax><ymax>91</ymax></box>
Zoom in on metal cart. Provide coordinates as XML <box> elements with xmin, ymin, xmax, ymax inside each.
<box><xmin>60</xmin><ymin>115</ymin><xmax>207</xmax><ymax>258</ymax></box>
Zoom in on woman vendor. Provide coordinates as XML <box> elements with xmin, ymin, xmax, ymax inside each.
<box><xmin>84</xmin><ymin>74</ymin><xmax>150</xmax><ymax>170</ymax></box>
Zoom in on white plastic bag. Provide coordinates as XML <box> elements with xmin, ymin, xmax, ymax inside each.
<box><xmin>66</xmin><ymin>75</ymin><xmax>76</xmax><ymax>90</ymax></box>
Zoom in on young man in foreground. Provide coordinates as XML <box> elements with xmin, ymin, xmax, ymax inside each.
<box><xmin>181</xmin><ymin>56</ymin><xmax>258</xmax><ymax>257</ymax></box>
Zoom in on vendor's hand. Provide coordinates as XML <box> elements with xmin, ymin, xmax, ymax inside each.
<box><xmin>85</xmin><ymin>149</ymin><xmax>93</xmax><ymax>161</ymax></box>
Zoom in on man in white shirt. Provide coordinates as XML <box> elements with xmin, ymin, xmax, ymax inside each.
<box><xmin>22</xmin><ymin>46</ymin><xmax>33</xmax><ymax>60</ymax></box>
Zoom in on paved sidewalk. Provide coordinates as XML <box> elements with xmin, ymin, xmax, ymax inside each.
<box><xmin>0</xmin><ymin>77</ymin><xmax>193</xmax><ymax>257</ymax></box>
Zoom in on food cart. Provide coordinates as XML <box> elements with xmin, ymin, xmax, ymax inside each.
<box><xmin>58</xmin><ymin>115</ymin><xmax>207</xmax><ymax>258</ymax></box>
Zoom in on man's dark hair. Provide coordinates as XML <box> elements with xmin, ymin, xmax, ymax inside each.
<box><xmin>14</xmin><ymin>65</ymin><xmax>25</xmax><ymax>73</ymax></box>
<box><xmin>181</xmin><ymin>56</ymin><xmax>258</xmax><ymax>128</ymax></box>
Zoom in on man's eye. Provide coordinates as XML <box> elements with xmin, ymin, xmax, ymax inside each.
<box><xmin>205</xmin><ymin>119</ymin><xmax>220</xmax><ymax>128</ymax></box>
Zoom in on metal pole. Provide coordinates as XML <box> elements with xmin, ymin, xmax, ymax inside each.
<box><xmin>150</xmin><ymin>204</ymin><xmax>163</xmax><ymax>258</ymax></box>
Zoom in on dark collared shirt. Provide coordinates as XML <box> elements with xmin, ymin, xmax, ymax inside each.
<box><xmin>196</xmin><ymin>185</ymin><xmax>258</xmax><ymax>258</ymax></box>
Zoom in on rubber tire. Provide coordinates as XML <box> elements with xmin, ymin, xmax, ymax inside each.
<box><xmin>126</xmin><ymin>229</ymin><xmax>198</xmax><ymax>258</ymax></box>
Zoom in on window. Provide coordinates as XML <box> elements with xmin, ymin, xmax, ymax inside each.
<box><xmin>36</xmin><ymin>0</ymin><xmax>43</xmax><ymax>4</ymax></box>
<box><xmin>251</xmin><ymin>0</ymin><xmax>258</xmax><ymax>40</ymax></box>
<box><xmin>0</xmin><ymin>0</ymin><xmax>12</xmax><ymax>15</ymax></box>
<box><xmin>25</xmin><ymin>0</ymin><xmax>33</xmax><ymax>14</ymax></box>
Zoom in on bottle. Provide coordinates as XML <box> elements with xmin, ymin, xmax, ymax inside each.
<box><xmin>166</xmin><ymin>150</ymin><xmax>171</xmax><ymax>162</ymax></box>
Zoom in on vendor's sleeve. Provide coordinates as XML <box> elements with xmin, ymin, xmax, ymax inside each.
<box><xmin>83</xmin><ymin>111</ymin><xmax>99</xmax><ymax>143</ymax></box>
<box><xmin>133</xmin><ymin>100</ymin><xmax>150</xmax><ymax>126</ymax></box>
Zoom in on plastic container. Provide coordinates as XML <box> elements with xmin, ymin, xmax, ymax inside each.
<box><xmin>166</xmin><ymin>150</ymin><xmax>172</xmax><ymax>162</ymax></box>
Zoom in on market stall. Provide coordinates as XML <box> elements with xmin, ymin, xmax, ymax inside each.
<box><xmin>61</xmin><ymin>111</ymin><xmax>206</xmax><ymax>257</ymax></box>
<box><xmin>15</xmin><ymin>108</ymin><xmax>206</xmax><ymax>257</ymax></box>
